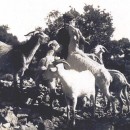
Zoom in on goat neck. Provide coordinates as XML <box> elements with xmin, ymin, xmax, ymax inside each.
<box><xmin>20</xmin><ymin>36</ymin><xmax>43</xmax><ymax>68</ymax></box>
<box><xmin>26</xmin><ymin>41</ymin><xmax>41</xmax><ymax>67</ymax></box>
<box><xmin>55</xmin><ymin>64</ymin><xmax>72</xmax><ymax>90</ymax></box>
<box><xmin>55</xmin><ymin>64</ymin><xmax>68</xmax><ymax>78</ymax></box>
<box><xmin>46</xmin><ymin>50</ymin><xmax>55</xmax><ymax>56</ymax></box>
<box><xmin>94</xmin><ymin>51</ymin><xmax>104</xmax><ymax>65</ymax></box>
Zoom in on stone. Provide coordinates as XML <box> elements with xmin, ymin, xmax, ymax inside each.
<box><xmin>4</xmin><ymin>110</ymin><xmax>18</xmax><ymax>126</ymax></box>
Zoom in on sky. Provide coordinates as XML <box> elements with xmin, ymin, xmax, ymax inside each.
<box><xmin>0</xmin><ymin>0</ymin><xmax>130</xmax><ymax>42</ymax></box>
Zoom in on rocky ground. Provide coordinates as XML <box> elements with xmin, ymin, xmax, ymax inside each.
<box><xmin>0</xmin><ymin>74</ymin><xmax>130</xmax><ymax>130</ymax></box>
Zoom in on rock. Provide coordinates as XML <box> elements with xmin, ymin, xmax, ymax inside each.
<box><xmin>52</xmin><ymin>116</ymin><xmax>60</xmax><ymax>122</ymax></box>
<box><xmin>0</xmin><ymin>74</ymin><xmax>13</xmax><ymax>81</ymax></box>
<box><xmin>26</xmin><ymin>122</ymin><xmax>37</xmax><ymax>130</ymax></box>
<box><xmin>28</xmin><ymin>78</ymin><xmax>34</xmax><ymax>84</ymax></box>
<box><xmin>20</xmin><ymin>123</ymin><xmax>37</xmax><ymax>130</ymax></box>
<box><xmin>14</xmin><ymin>125</ymin><xmax>20</xmax><ymax>129</ymax></box>
<box><xmin>2</xmin><ymin>123</ymin><xmax>10</xmax><ymax>128</ymax></box>
<box><xmin>18</xmin><ymin>118</ymin><xmax>27</xmax><ymax>125</ymax></box>
<box><xmin>17</xmin><ymin>108</ymin><xmax>31</xmax><ymax>119</ymax></box>
<box><xmin>38</xmin><ymin>119</ymin><xmax>55</xmax><ymax>130</ymax></box>
<box><xmin>0</xmin><ymin>126</ymin><xmax>8</xmax><ymax>130</ymax></box>
<box><xmin>26</xmin><ymin>98</ymin><xmax>33</xmax><ymax>105</ymax></box>
<box><xmin>4</xmin><ymin>110</ymin><xmax>18</xmax><ymax>126</ymax></box>
<box><xmin>0</xmin><ymin>80</ymin><xmax>12</xmax><ymax>87</ymax></box>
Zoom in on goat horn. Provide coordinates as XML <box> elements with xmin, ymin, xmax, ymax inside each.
<box><xmin>53</xmin><ymin>59</ymin><xmax>70</xmax><ymax>68</ymax></box>
<box><xmin>102</xmin><ymin>46</ymin><xmax>109</xmax><ymax>52</ymax></box>
<box><xmin>24</xmin><ymin>31</ymin><xmax>35</xmax><ymax>36</ymax></box>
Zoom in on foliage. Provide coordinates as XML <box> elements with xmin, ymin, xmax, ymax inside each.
<box><xmin>45</xmin><ymin>10</ymin><xmax>63</xmax><ymax>40</ymax></box>
<box><xmin>45</xmin><ymin>5</ymin><xmax>114</xmax><ymax>52</ymax></box>
<box><xmin>79</xmin><ymin>5</ymin><xmax>114</xmax><ymax>50</ymax></box>
<box><xmin>0</xmin><ymin>25</ymin><xmax>20</xmax><ymax>45</ymax></box>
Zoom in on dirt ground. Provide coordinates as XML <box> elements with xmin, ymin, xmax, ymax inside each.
<box><xmin>0</xmin><ymin>77</ymin><xmax>130</xmax><ymax>130</ymax></box>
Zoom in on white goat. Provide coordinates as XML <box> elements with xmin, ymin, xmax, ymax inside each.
<box><xmin>46</xmin><ymin>59</ymin><xmax>95</xmax><ymax>126</ymax></box>
<box><xmin>90</xmin><ymin>45</ymin><xmax>130</xmax><ymax>113</ymax></box>
<box><xmin>0</xmin><ymin>30</ymin><xmax>49</xmax><ymax>89</ymax></box>
<box><xmin>66</xmin><ymin>25</ymin><xmax>117</xmax><ymax>113</ymax></box>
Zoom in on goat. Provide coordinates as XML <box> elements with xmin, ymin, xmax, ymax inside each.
<box><xmin>90</xmin><ymin>45</ymin><xmax>108</xmax><ymax>64</ymax></box>
<box><xmin>107</xmin><ymin>69</ymin><xmax>130</xmax><ymax>113</ymax></box>
<box><xmin>66</xmin><ymin>25</ymin><xmax>117</xmax><ymax>113</ymax></box>
<box><xmin>46</xmin><ymin>59</ymin><xmax>95</xmax><ymax>126</ymax></box>
<box><xmin>90</xmin><ymin>45</ymin><xmax>130</xmax><ymax>113</ymax></box>
<box><xmin>35</xmin><ymin>40</ymin><xmax>61</xmax><ymax>105</ymax></box>
<box><xmin>0</xmin><ymin>30</ymin><xmax>49</xmax><ymax>89</ymax></box>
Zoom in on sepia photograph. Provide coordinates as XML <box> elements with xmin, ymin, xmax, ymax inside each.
<box><xmin>0</xmin><ymin>0</ymin><xmax>130</xmax><ymax>130</ymax></box>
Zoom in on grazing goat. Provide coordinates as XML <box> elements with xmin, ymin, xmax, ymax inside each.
<box><xmin>66</xmin><ymin>25</ymin><xmax>117</xmax><ymax>113</ymax></box>
<box><xmin>0</xmin><ymin>30</ymin><xmax>49</xmax><ymax>89</ymax></box>
<box><xmin>46</xmin><ymin>59</ymin><xmax>95</xmax><ymax>126</ymax></box>
<box><xmin>90</xmin><ymin>45</ymin><xmax>130</xmax><ymax>113</ymax></box>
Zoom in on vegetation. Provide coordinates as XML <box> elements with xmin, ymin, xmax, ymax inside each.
<box><xmin>0</xmin><ymin>5</ymin><xmax>130</xmax><ymax>73</ymax></box>
<box><xmin>0</xmin><ymin>4</ymin><xmax>130</xmax><ymax>130</ymax></box>
<box><xmin>45</xmin><ymin>5</ymin><xmax>130</xmax><ymax>74</ymax></box>
<box><xmin>0</xmin><ymin>25</ymin><xmax>20</xmax><ymax>45</ymax></box>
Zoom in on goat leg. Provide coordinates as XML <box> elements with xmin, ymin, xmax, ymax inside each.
<box><xmin>90</xmin><ymin>95</ymin><xmax>95</xmax><ymax>117</ymax></box>
<box><xmin>13</xmin><ymin>73</ymin><xmax>18</xmax><ymax>88</ymax></box>
<box><xmin>72</xmin><ymin>97</ymin><xmax>77</xmax><ymax>126</ymax></box>
<box><xmin>65</xmin><ymin>96</ymin><xmax>71</xmax><ymax>124</ymax></box>
<box><xmin>103</xmin><ymin>87</ymin><xmax>118</xmax><ymax>114</ymax></box>
<box><xmin>19</xmin><ymin>67</ymin><xmax>26</xmax><ymax>89</ymax></box>
<box><xmin>122</xmin><ymin>86</ymin><xmax>130</xmax><ymax>113</ymax></box>
<box><xmin>117</xmin><ymin>94</ymin><xmax>123</xmax><ymax>114</ymax></box>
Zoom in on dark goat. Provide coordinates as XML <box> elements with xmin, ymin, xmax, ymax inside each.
<box><xmin>0</xmin><ymin>30</ymin><xmax>49</xmax><ymax>88</ymax></box>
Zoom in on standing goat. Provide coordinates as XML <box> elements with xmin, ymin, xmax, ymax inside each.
<box><xmin>46</xmin><ymin>59</ymin><xmax>95</xmax><ymax>126</ymax></box>
<box><xmin>35</xmin><ymin>40</ymin><xmax>61</xmax><ymax>105</ymax></box>
<box><xmin>90</xmin><ymin>45</ymin><xmax>108</xmax><ymax>65</ymax></box>
<box><xmin>0</xmin><ymin>30</ymin><xmax>49</xmax><ymax>89</ymax></box>
<box><xmin>66</xmin><ymin>25</ymin><xmax>117</xmax><ymax>113</ymax></box>
<box><xmin>90</xmin><ymin>45</ymin><xmax>130</xmax><ymax>113</ymax></box>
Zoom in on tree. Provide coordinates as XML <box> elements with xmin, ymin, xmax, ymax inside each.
<box><xmin>45</xmin><ymin>5</ymin><xmax>114</xmax><ymax>52</ymax></box>
<box><xmin>45</xmin><ymin>10</ymin><xmax>63</xmax><ymax>40</ymax></box>
<box><xmin>78</xmin><ymin>5</ymin><xmax>114</xmax><ymax>51</ymax></box>
<box><xmin>118</xmin><ymin>38</ymin><xmax>130</xmax><ymax>49</ymax></box>
<box><xmin>0</xmin><ymin>25</ymin><xmax>20</xmax><ymax>45</ymax></box>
